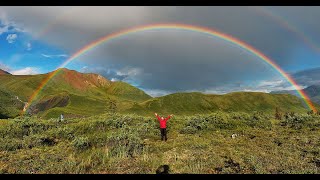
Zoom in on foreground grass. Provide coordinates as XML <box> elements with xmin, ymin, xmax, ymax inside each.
<box><xmin>0</xmin><ymin>112</ymin><xmax>319</xmax><ymax>174</ymax></box>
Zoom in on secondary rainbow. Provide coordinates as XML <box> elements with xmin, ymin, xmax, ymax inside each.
<box><xmin>33</xmin><ymin>7</ymin><xmax>79</xmax><ymax>40</ymax></box>
<box><xmin>252</xmin><ymin>6</ymin><xmax>320</xmax><ymax>53</ymax></box>
<box><xmin>22</xmin><ymin>23</ymin><xmax>317</xmax><ymax>114</ymax></box>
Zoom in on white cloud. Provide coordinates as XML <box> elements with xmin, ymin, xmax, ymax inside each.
<box><xmin>0</xmin><ymin>13</ymin><xmax>24</xmax><ymax>35</ymax></box>
<box><xmin>142</xmin><ymin>89</ymin><xmax>172</xmax><ymax>97</ymax></box>
<box><xmin>194</xmin><ymin>78</ymin><xmax>305</xmax><ymax>95</ymax></box>
<box><xmin>0</xmin><ymin>61</ymin><xmax>40</xmax><ymax>75</ymax></box>
<box><xmin>80</xmin><ymin>66</ymin><xmax>88</xmax><ymax>71</ymax></box>
<box><xmin>6</xmin><ymin>34</ymin><xmax>17</xmax><ymax>43</ymax></box>
<box><xmin>116</xmin><ymin>67</ymin><xmax>142</xmax><ymax>77</ymax></box>
<box><xmin>115</xmin><ymin>67</ymin><xmax>145</xmax><ymax>86</ymax></box>
<box><xmin>0</xmin><ymin>14</ymin><xmax>11</xmax><ymax>35</ymax></box>
<box><xmin>0</xmin><ymin>62</ymin><xmax>11</xmax><ymax>72</ymax></box>
<box><xmin>258</xmin><ymin>80</ymin><xmax>284</xmax><ymax>87</ymax></box>
<box><xmin>0</xmin><ymin>25</ymin><xmax>9</xmax><ymax>35</ymax></box>
<box><xmin>26</xmin><ymin>42</ymin><xmax>32</xmax><ymax>50</ymax></box>
<box><xmin>10</xmin><ymin>67</ymin><xmax>39</xmax><ymax>75</ymax></box>
<box><xmin>110</xmin><ymin>78</ymin><xmax>118</xmax><ymax>82</ymax></box>
<box><xmin>143</xmin><ymin>82</ymin><xmax>303</xmax><ymax>97</ymax></box>
<box><xmin>41</xmin><ymin>53</ymin><xmax>68</xmax><ymax>58</ymax></box>
<box><xmin>255</xmin><ymin>79</ymin><xmax>306</xmax><ymax>92</ymax></box>
<box><xmin>41</xmin><ymin>54</ymin><xmax>51</xmax><ymax>58</ymax></box>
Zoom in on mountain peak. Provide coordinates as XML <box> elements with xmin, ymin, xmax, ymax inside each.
<box><xmin>0</xmin><ymin>69</ymin><xmax>11</xmax><ymax>75</ymax></box>
<box><xmin>54</xmin><ymin>68</ymin><xmax>74</xmax><ymax>73</ymax></box>
<box><xmin>49</xmin><ymin>67</ymin><xmax>112</xmax><ymax>90</ymax></box>
<box><xmin>53</xmin><ymin>68</ymin><xmax>100</xmax><ymax>76</ymax></box>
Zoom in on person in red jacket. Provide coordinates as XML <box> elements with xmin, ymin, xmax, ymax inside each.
<box><xmin>155</xmin><ymin>113</ymin><xmax>173</xmax><ymax>141</ymax></box>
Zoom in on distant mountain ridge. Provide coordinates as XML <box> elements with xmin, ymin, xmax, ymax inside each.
<box><xmin>270</xmin><ymin>67</ymin><xmax>320</xmax><ymax>105</ymax></box>
<box><xmin>271</xmin><ymin>84</ymin><xmax>320</xmax><ymax>105</ymax></box>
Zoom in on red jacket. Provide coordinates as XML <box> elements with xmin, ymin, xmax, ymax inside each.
<box><xmin>156</xmin><ymin>115</ymin><xmax>171</xmax><ymax>128</ymax></box>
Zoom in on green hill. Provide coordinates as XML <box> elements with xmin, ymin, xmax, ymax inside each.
<box><xmin>0</xmin><ymin>68</ymin><xmax>317</xmax><ymax>119</ymax></box>
<box><xmin>127</xmin><ymin>92</ymin><xmax>315</xmax><ymax>115</ymax></box>
<box><xmin>0</xmin><ymin>68</ymin><xmax>151</xmax><ymax>118</ymax></box>
<box><xmin>106</xmin><ymin>81</ymin><xmax>152</xmax><ymax>102</ymax></box>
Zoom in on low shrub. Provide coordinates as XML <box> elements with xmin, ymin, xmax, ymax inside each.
<box><xmin>72</xmin><ymin>136</ymin><xmax>91</xmax><ymax>150</ymax></box>
<box><xmin>0</xmin><ymin>138</ymin><xmax>23</xmax><ymax>151</ymax></box>
<box><xmin>107</xmin><ymin>126</ymin><xmax>144</xmax><ymax>158</ymax></box>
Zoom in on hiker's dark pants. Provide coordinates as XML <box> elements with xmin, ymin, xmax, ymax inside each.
<box><xmin>160</xmin><ymin>128</ymin><xmax>167</xmax><ymax>141</ymax></box>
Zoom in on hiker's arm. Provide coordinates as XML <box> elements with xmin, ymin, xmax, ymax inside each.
<box><xmin>165</xmin><ymin>114</ymin><xmax>173</xmax><ymax>121</ymax></box>
<box><xmin>155</xmin><ymin>113</ymin><xmax>161</xmax><ymax>121</ymax></box>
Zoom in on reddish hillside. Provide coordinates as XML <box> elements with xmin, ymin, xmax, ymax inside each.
<box><xmin>51</xmin><ymin>68</ymin><xmax>112</xmax><ymax>91</ymax></box>
<box><xmin>0</xmin><ymin>69</ymin><xmax>11</xmax><ymax>75</ymax></box>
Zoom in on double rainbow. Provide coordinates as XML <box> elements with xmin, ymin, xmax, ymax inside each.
<box><xmin>252</xmin><ymin>7</ymin><xmax>320</xmax><ymax>53</ymax></box>
<box><xmin>23</xmin><ymin>23</ymin><xmax>317</xmax><ymax>114</ymax></box>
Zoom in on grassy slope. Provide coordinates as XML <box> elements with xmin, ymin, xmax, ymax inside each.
<box><xmin>0</xmin><ymin>69</ymin><xmax>152</xmax><ymax>118</ymax></box>
<box><xmin>0</xmin><ymin>74</ymin><xmax>47</xmax><ymax>102</ymax></box>
<box><xmin>127</xmin><ymin>92</ymin><xmax>315</xmax><ymax>116</ymax></box>
<box><xmin>0</xmin><ymin>112</ymin><xmax>319</xmax><ymax>174</ymax></box>
<box><xmin>106</xmin><ymin>81</ymin><xmax>151</xmax><ymax>102</ymax></box>
<box><xmin>41</xmin><ymin>94</ymin><xmax>107</xmax><ymax>118</ymax></box>
<box><xmin>0</xmin><ymin>88</ymin><xmax>24</xmax><ymax>118</ymax></box>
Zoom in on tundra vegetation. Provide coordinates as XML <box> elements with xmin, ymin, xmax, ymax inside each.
<box><xmin>0</xmin><ymin>111</ymin><xmax>319</xmax><ymax>174</ymax></box>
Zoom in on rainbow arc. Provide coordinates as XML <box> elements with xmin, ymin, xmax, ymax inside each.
<box><xmin>22</xmin><ymin>23</ymin><xmax>317</xmax><ymax>114</ymax></box>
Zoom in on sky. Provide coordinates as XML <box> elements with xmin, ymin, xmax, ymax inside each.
<box><xmin>1</xmin><ymin>6</ymin><xmax>320</xmax><ymax>97</ymax></box>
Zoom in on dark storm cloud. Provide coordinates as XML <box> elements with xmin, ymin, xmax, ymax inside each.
<box><xmin>0</xmin><ymin>6</ymin><xmax>308</xmax><ymax>61</ymax></box>
<box><xmin>292</xmin><ymin>67</ymin><xmax>320</xmax><ymax>87</ymax></box>
<box><xmin>82</xmin><ymin>30</ymin><xmax>277</xmax><ymax>91</ymax></box>
<box><xmin>1</xmin><ymin>6</ymin><xmax>319</xmax><ymax>94</ymax></box>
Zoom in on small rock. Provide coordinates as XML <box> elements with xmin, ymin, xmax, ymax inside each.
<box><xmin>156</xmin><ymin>165</ymin><xmax>170</xmax><ymax>174</ymax></box>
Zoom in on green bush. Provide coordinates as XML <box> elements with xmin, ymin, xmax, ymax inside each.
<box><xmin>180</xmin><ymin>126</ymin><xmax>198</xmax><ymax>134</ymax></box>
<box><xmin>246</xmin><ymin>119</ymin><xmax>272</xmax><ymax>129</ymax></box>
<box><xmin>180</xmin><ymin>112</ymin><xmax>273</xmax><ymax>133</ymax></box>
<box><xmin>230</xmin><ymin>112</ymin><xmax>251</xmax><ymax>120</ymax></box>
<box><xmin>281</xmin><ymin>113</ymin><xmax>315</xmax><ymax>129</ymax></box>
<box><xmin>0</xmin><ymin>119</ymin><xmax>55</xmax><ymax>138</ymax></box>
<box><xmin>251</xmin><ymin>111</ymin><xmax>268</xmax><ymax>121</ymax></box>
<box><xmin>53</xmin><ymin>126</ymin><xmax>75</xmax><ymax>140</ymax></box>
<box><xmin>72</xmin><ymin>136</ymin><xmax>91</xmax><ymax>150</ymax></box>
<box><xmin>107</xmin><ymin>126</ymin><xmax>144</xmax><ymax>158</ymax></box>
<box><xmin>22</xmin><ymin>134</ymin><xmax>56</xmax><ymax>149</ymax></box>
<box><xmin>71</xmin><ymin>115</ymin><xmax>135</xmax><ymax>135</ymax></box>
<box><xmin>0</xmin><ymin>138</ymin><xmax>23</xmax><ymax>151</ymax></box>
<box><xmin>181</xmin><ymin>113</ymin><xmax>240</xmax><ymax>132</ymax></box>
<box><xmin>136</xmin><ymin>120</ymin><xmax>159</xmax><ymax>138</ymax></box>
